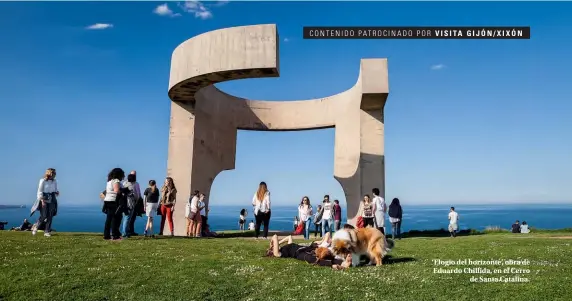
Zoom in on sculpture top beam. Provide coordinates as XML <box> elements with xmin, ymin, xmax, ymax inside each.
<box><xmin>168</xmin><ymin>24</ymin><xmax>280</xmax><ymax>105</ymax></box>
<box><xmin>167</xmin><ymin>24</ymin><xmax>388</xmax><ymax>131</ymax></box>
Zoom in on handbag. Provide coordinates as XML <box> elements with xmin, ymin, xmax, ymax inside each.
<box><xmin>356</xmin><ymin>216</ymin><xmax>365</xmax><ymax>228</ymax></box>
<box><xmin>293</xmin><ymin>222</ymin><xmax>305</xmax><ymax>235</ymax></box>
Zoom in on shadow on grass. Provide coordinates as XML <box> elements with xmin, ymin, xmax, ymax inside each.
<box><xmin>382</xmin><ymin>255</ymin><xmax>416</xmax><ymax>265</ymax></box>
<box><xmin>400</xmin><ymin>228</ymin><xmax>484</xmax><ymax>238</ymax></box>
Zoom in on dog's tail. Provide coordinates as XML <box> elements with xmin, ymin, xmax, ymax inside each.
<box><xmin>385</xmin><ymin>238</ymin><xmax>395</xmax><ymax>253</ymax></box>
<box><xmin>380</xmin><ymin>238</ymin><xmax>394</xmax><ymax>257</ymax></box>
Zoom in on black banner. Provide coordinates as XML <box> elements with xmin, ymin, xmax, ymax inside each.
<box><xmin>303</xmin><ymin>27</ymin><xmax>530</xmax><ymax>39</ymax></box>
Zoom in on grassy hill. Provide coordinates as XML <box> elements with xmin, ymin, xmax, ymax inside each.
<box><xmin>1</xmin><ymin>231</ymin><xmax>571</xmax><ymax>301</ymax></box>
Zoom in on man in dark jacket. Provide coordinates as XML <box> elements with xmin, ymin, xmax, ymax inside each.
<box><xmin>511</xmin><ymin>220</ymin><xmax>521</xmax><ymax>233</ymax></box>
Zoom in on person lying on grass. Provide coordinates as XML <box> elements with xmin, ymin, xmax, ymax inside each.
<box><xmin>265</xmin><ymin>234</ymin><xmax>352</xmax><ymax>270</ymax></box>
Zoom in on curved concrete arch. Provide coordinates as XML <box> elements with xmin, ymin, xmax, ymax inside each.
<box><xmin>166</xmin><ymin>24</ymin><xmax>388</xmax><ymax>235</ymax></box>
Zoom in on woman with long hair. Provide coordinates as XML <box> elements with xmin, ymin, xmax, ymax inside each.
<box><xmin>32</xmin><ymin>168</ymin><xmax>59</xmax><ymax>237</ymax></box>
<box><xmin>186</xmin><ymin>190</ymin><xmax>200</xmax><ymax>236</ymax></box>
<box><xmin>298</xmin><ymin>196</ymin><xmax>313</xmax><ymax>240</ymax></box>
<box><xmin>388</xmin><ymin>198</ymin><xmax>403</xmax><ymax>240</ymax></box>
<box><xmin>359</xmin><ymin>194</ymin><xmax>375</xmax><ymax>228</ymax></box>
<box><xmin>102</xmin><ymin>168</ymin><xmax>126</xmax><ymax>240</ymax></box>
<box><xmin>143</xmin><ymin>180</ymin><xmax>160</xmax><ymax>237</ymax></box>
<box><xmin>159</xmin><ymin>177</ymin><xmax>177</xmax><ymax>236</ymax></box>
<box><xmin>239</xmin><ymin>208</ymin><xmax>247</xmax><ymax>231</ymax></box>
<box><xmin>252</xmin><ymin>181</ymin><xmax>271</xmax><ymax>239</ymax></box>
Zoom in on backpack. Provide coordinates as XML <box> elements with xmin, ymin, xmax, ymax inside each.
<box><xmin>313</xmin><ymin>209</ymin><xmax>323</xmax><ymax>224</ymax></box>
<box><xmin>126</xmin><ymin>186</ymin><xmax>137</xmax><ymax>209</ymax></box>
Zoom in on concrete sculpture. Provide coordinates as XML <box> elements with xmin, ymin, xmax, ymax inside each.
<box><xmin>166</xmin><ymin>24</ymin><xmax>389</xmax><ymax>235</ymax></box>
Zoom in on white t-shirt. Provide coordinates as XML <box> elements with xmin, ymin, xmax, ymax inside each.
<box><xmin>248</xmin><ymin>222</ymin><xmax>255</xmax><ymax>230</ymax></box>
<box><xmin>37</xmin><ymin>179</ymin><xmax>58</xmax><ymax>202</ymax></box>
<box><xmin>374</xmin><ymin>196</ymin><xmax>386</xmax><ymax>213</ymax></box>
<box><xmin>298</xmin><ymin>205</ymin><xmax>313</xmax><ymax>222</ymax></box>
<box><xmin>252</xmin><ymin>192</ymin><xmax>271</xmax><ymax>215</ymax></box>
<box><xmin>104</xmin><ymin>179</ymin><xmax>122</xmax><ymax>202</ymax></box>
<box><xmin>448</xmin><ymin>211</ymin><xmax>459</xmax><ymax>224</ymax></box>
<box><xmin>190</xmin><ymin>196</ymin><xmax>199</xmax><ymax>213</ymax></box>
<box><xmin>322</xmin><ymin>202</ymin><xmax>333</xmax><ymax>220</ymax></box>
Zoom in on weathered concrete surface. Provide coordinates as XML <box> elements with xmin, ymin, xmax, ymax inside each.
<box><xmin>166</xmin><ymin>24</ymin><xmax>389</xmax><ymax>235</ymax></box>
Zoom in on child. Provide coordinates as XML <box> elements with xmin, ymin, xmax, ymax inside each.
<box><xmin>239</xmin><ymin>209</ymin><xmax>247</xmax><ymax>231</ymax></box>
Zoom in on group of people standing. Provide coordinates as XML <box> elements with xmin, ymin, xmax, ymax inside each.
<box><xmin>100</xmin><ymin>168</ymin><xmax>180</xmax><ymax>240</ymax></box>
<box><xmin>296</xmin><ymin>195</ymin><xmax>342</xmax><ymax>240</ymax></box>
<box><xmin>296</xmin><ymin>188</ymin><xmax>405</xmax><ymax>241</ymax></box>
<box><xmin>185</xmin><ymin>190</ymin><xmax>207</xmax><ymax>237</ymax></box>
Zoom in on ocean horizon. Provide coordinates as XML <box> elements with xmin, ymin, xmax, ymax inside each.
<box><xmin>1</xmin><ymin>203</ymin><xmax>571</xmax><ymax>233</ymax></box>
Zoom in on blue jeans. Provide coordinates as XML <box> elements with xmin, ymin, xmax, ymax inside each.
<box><xmin>121</xmin><ymin>215</ymin><xmax>129</xmax><ymax>237</ymax></box>
<box><xmin>322</xmin><ymin>218</ymin><xmax>334</xmax><ymax>237</ymax></box>
<box><xmin>303</xmin><ymin>220</ymin><xmax>311</xmax><ymax>239</ymax></box>
<box><xmin>121</xmin><ymin>208</ymin><xmax>137</xmax><ymax>237</ymax></box>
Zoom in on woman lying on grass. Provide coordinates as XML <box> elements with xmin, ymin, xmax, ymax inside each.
<box><xmin>265</xmin><ymin>233</ymin><xmax>352</xmax><ymax>270</ymax></box>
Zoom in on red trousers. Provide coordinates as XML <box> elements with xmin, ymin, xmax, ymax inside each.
<box><xmin>160</xmin><ymin>205</ymin><xmax>174</xmax><ymax>234</ymax></box>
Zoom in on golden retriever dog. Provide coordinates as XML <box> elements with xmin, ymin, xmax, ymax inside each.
<box><xmin>331</xmin><ymin>226</ymin><xmax>391</xmax><ymax>267</ymax></box>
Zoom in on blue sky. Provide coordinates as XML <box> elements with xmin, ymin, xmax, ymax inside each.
<box><xmin>1</xmin><ymin>1</ymin><xmax>571</xmax><ymax>208</ymax></box>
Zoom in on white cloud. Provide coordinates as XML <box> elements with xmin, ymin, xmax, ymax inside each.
<box><xmin>430</xmin><ymin>64</ymin><xmax>446</xmax><ymax>70</ymax></box>
<box><xmin>283</xmin><ymin>38</ymin><xmax>290</xmax><ymax>42</ymax></box>
<box><xmin>86</xmin><ymin>23</ymin><xmax>113</xmax><ymax>30</ymax></box>
<box><xmin>179</xmin><ymin>1</ymin><xmax>213</xmax><ymax>19</ymax></box>
<box><xmin>154</xmin><ymin>3</ymin><xmax>181</xmax><ymax>17</ymax></box>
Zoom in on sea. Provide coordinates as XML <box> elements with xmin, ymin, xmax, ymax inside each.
<box><xmin>1</xmin><ymin>203</ymin><xmax>571</xmax><ymax>233</ymax></box>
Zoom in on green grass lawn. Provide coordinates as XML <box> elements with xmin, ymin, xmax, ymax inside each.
<box><xmin>1</xmin><ymin>231</ymin><xmax>571</xmax><ymax>301</ymax></box>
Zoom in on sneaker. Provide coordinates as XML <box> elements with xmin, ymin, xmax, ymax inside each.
<box><xmin>32</xmin><ymin>230</ymin><xmax>37</xmax><ymax>236</ymax></box>
<box><xmin>44</xmin><ymin>232</ymin><xmax>51</xmax><ymax>237</ymax></box>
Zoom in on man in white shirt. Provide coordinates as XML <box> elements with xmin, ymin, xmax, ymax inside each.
<box><xmin>448</xmin><ymin>207</ymin><xmax>459</xmax><ymax>238</ymax></box>
<box><xmin>372</xmin><ymin>188</ymin><xmax>387</xmax><ymax>235</ymax></box>
<box><xmin>321</xmin><ymin>195</ymin><xmax>334</xmax><ymax>237</ymax></box>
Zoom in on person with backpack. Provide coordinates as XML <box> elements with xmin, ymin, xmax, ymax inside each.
<box><xmin>313</xmin><ymin>205</ymin><xmax>323</xmax><ymax>238</ymax></box>
<box><xmin>121</xmin><ymin>173</ymin><xmax>141</xmax><ymax>238</ymax></box>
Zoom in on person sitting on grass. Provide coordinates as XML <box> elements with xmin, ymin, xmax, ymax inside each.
<box><xmin>11</xmin><ymin>219</ymin><xmax>32</xmax><ymax>231</ymax></box>
<box><xmin>511</xmin><ymin>220</ymin><xmax>521</xmax><ymax>233</ymax></box>
<box><xmin>265</xmin><ymin>234</ymin><xmax>351</xmax><ymax>270</ymax></box>
<box><xmin>248</xmin><ymin>220</ymin><xmax>255</xmax><ymax>231</ymax></box>
<box><xmin>520</xmin><ymin>221</ymin><xmax>530</xmax><ymax>234</ymax></box>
